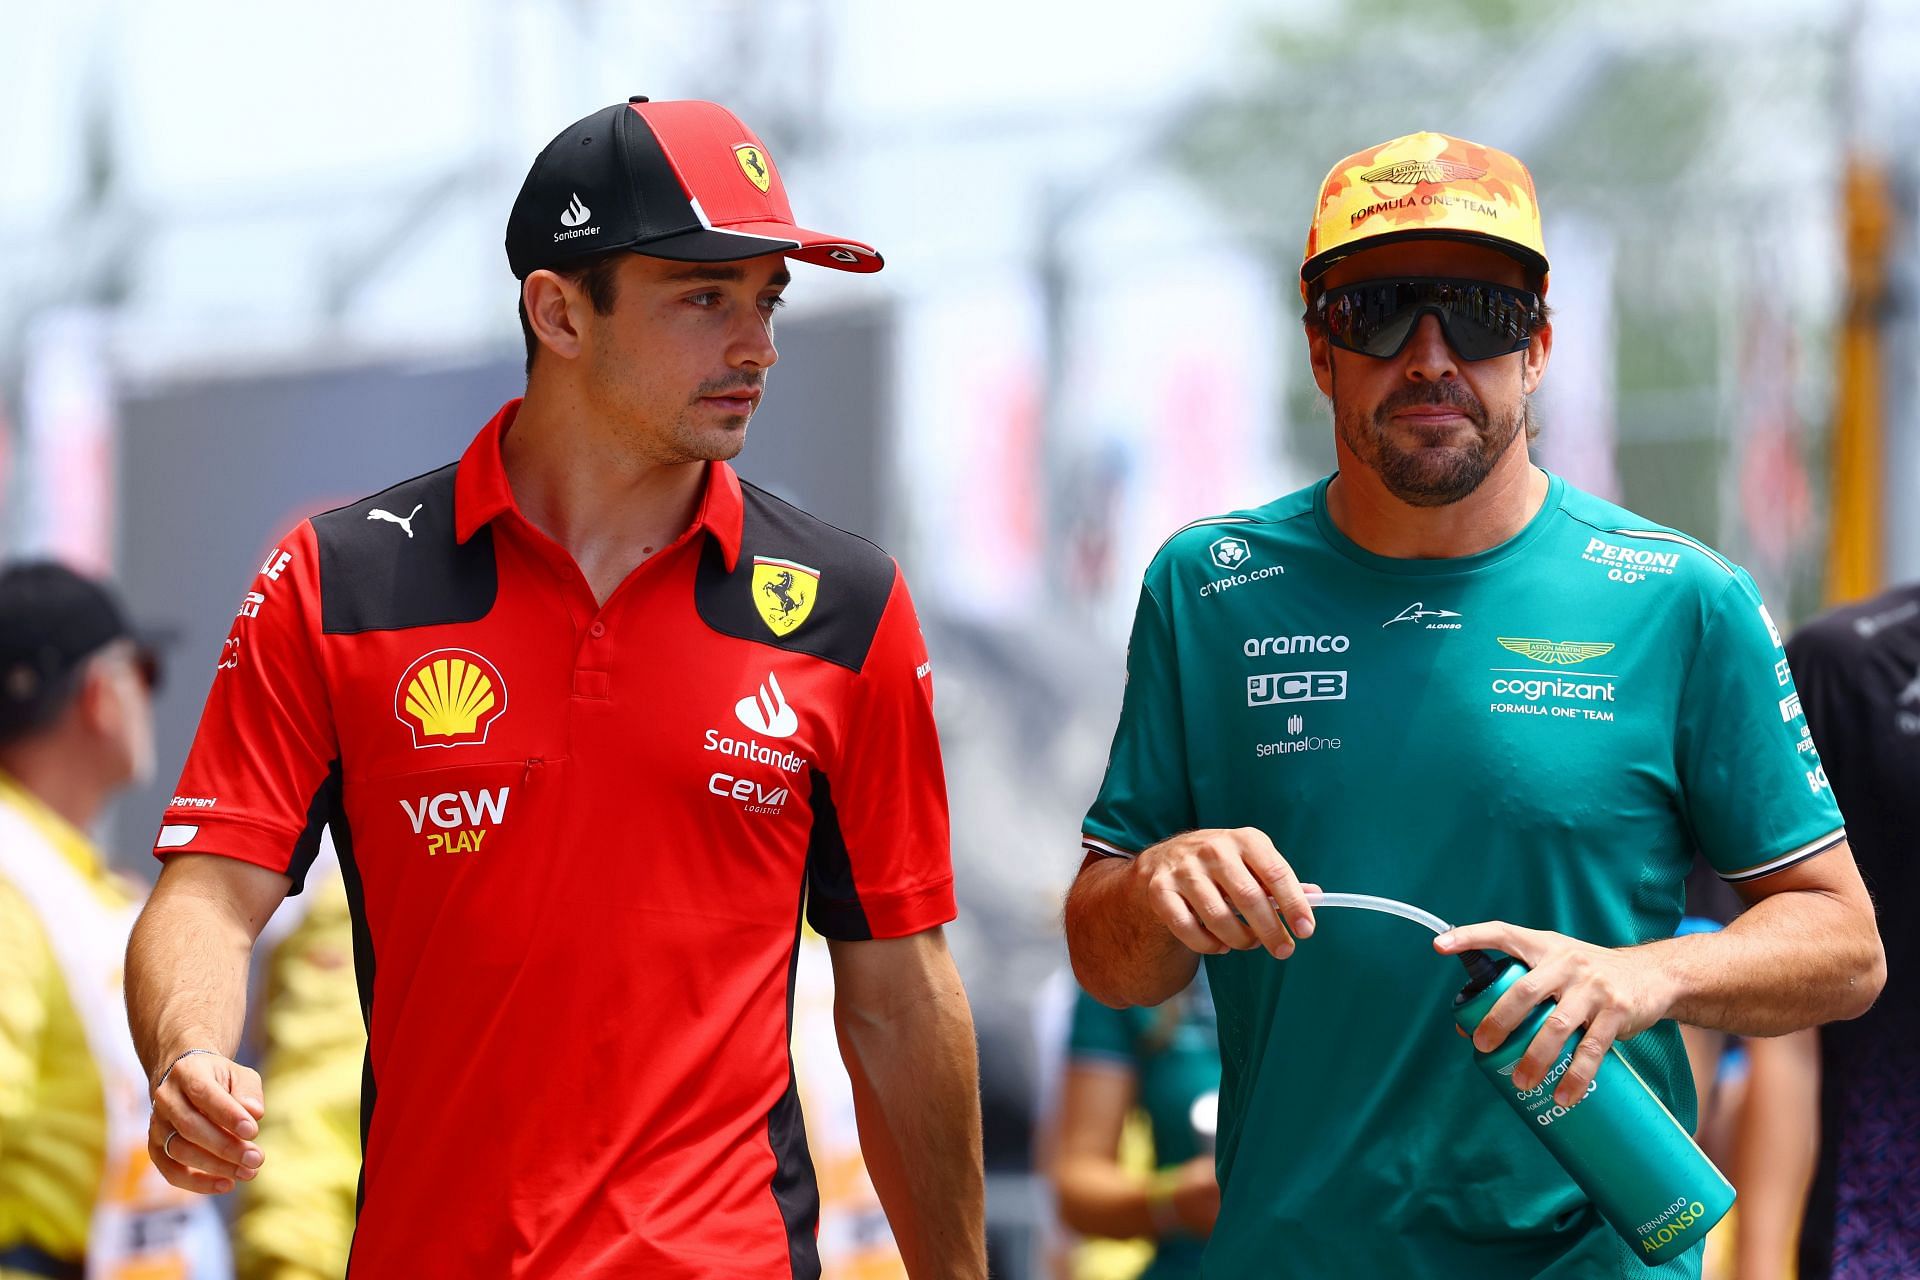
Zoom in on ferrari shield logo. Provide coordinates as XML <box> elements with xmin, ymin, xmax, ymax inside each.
<box><xmin>752</xmin><ymin>555</ymin><xmax>819</xmax><ymax>636</ymax></box>
<box><xmin>734</xmin><ymin>144</ymin><xmax>773</xmax><ymax>193</ymax></box>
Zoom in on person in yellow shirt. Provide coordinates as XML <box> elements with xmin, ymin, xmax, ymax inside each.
<box><xmin>227</xmin><ymin>849</ymin><xmax>361</xmax><ymax>1280</ymax></box>
<box><xmin>0</xmin><ymin>561</ymin><xmax>226</xmax><ymax>1280</ymax></box>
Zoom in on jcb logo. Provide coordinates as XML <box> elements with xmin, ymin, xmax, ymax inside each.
<box><xmin>1247</xmin><ymin>671</ymin><xmax>1348</xmax><ymax>707</ymax></box>
<box><xmin>399</xmin><ymin>787</ymin><xmax>510</xmax><ymax>856</ymax></box>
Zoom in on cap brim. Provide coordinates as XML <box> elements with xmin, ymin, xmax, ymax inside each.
<box><xmin>131</xmin><ymin>621</ymin><xmax>181</xmax><ymax>654</ymax></box>
<box><xmin>633</xmin><ymin>221</ymin><xmax>883</xmax><ymax>273</ymax></box>
<box><xmin>1302</xmin><ymin>229</ymin><xmax>1548</xmax><ymax>289</ymax></box>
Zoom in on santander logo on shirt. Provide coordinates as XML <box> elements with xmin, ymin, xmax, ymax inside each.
<box><xmin>736</xmin><ymin>673</ymin><xmax>799</xmax><ymax>739</ymax></box>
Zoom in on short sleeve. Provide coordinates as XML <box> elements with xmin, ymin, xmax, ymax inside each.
<box><xmin>1066</xmin><ymin>986</ymin><xmax>1137</xmax><ymax>1067</ymax></box>
<box><xmin>804</xmin><ymin>566</ymin><xmax>955</xmax><ymax>940</ymax></box>
<box><xmin>1082</xmin><ymin>580</ymin><xmax>1195</xmax><ymax>860</ymax></box>
<box><xmin>1676</xmin><ymin>572</ymin><xmax>1846</xmax><ymax>883</ymax></box>
<box><xmin>155</xmin><ymin>523</ymin><xmax>339</xmax><ymax>894</ymax></box>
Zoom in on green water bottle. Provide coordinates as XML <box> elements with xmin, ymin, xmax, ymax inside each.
<box><xmin>1452</xmin><ymin>951</ymin><xmax>1735</xmax><ymax>1267</ymax></box>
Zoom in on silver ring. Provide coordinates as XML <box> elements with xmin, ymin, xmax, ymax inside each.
<box><xmin>163</xmin><ymin>1130</ymin><xmax>181</xmax><ymax>1162</ymax></box>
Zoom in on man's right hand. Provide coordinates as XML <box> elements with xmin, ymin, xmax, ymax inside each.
<box><xmin>1166</xmin><ymin>1154</ymin><xmax>1222</xmax><ymax>1237</ymax></box>
<box><xmin>148</xmin><ymin>1050</ymin><xmax>266</xmax><ymax>1194</ymax></box>
<box><xmin>1134</xmin><ymin>827</ymin><xmax>1316</xmax><ymax>959</ymax></box>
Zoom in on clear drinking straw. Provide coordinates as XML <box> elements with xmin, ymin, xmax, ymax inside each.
<box><xmin>1304</xmin><ymin>891</ymin><xmax>1452</xmax><ymax>936</ymax></box>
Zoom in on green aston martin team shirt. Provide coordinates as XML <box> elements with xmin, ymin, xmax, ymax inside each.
<box><xmin>1081</xmin><ymin>472</ymin><xmax>1846</xmax><ymax>1279</ymax></box>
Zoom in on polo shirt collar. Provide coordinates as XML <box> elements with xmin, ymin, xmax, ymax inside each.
<box><xmin>455</xmin><ymin>398</ymin><xmax>745</xmax><ymax>572</ymax></box>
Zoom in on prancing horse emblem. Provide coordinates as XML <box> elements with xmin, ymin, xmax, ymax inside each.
<box><xmin>751</xmin><ymin>555</ymin><xmax>820</xmax><ymax>637</ymax></box>
<box><xmin>368</xmin><ymin>505</ymin><xmax>423</xmax><ymax>538</ymax></box>
<box><xmin>734</xmin><ymin>144</ymin><xmax>773</xmax><ymax>194</ymax></box>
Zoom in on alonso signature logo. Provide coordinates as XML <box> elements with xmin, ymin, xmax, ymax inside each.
<box><xmin>1385</xmin><ymin>602</ymin><xmax>1463</xmax><ymax>628</ymax></box>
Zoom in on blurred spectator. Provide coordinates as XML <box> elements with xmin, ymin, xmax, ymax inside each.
<box><xmin>230</xmin><ymin>845</ymin><xmax>362</xmax><ymax>1280</ymax></box>
<box><xmin>789</xmin><ymin>930</ymin><xmax>907</xmax><ymax>1279</ymax></box>
<box><xmin>0</xmin><ymin>561</ymin><xmax>227</xmax><ymax>1278</ymax></box>
<box><xmin>1786</xmin><ymin>584</ymin><xmax>1920</xmax><ymax>1278</ymax></box>
<box><xmin>1675</xmin><ymin>874</ymin><xmax>1820</xmax><ymax>1280</ymax></box>
<box><xmin>1048</xmin><ymin>971</ymin><xmax>1218</xmax><ymax>1280</ymax></box>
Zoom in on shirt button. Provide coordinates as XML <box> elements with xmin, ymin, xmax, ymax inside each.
<box><xmin>589</xmin><ymin>621</ymin><xmax>606</xmax><ymax>638</ymax></box>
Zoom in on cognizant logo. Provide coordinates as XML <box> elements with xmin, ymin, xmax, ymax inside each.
<box><xmin>1490</xmin><ymin>676</ymin><xmax>1616</xmax><ymax>702</ymax></box>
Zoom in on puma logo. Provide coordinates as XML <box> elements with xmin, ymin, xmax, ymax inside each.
<box><xmin>368</xmin><ymin>504</ymin><xmax>423</xmax><ymax>538</ymax></box>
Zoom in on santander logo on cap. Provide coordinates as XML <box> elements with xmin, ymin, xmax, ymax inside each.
<box><xmin>554</xmin><ymin>192</ymin><xmax>599</xmax><ymax>244</ymax></box>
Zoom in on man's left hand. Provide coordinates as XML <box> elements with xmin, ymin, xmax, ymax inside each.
<box><xmin>1435</xmin><ymin>922</ymin><xmax>1675</xmax><ymax>1108</ymax></box>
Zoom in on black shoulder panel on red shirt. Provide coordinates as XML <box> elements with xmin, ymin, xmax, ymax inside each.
<box><xmin>695</xmin><ymin>482</ymin><xmax>895</xmax><ymax>672</ymax></box>
<box><xmin>312</xmin><ymin>462</ymin><xmax>498</xmax><ymax>635</ymax></box>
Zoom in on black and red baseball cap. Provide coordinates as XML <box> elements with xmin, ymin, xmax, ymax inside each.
<box><xmin>505</xmin><ymin>96</ymin><xmax>881</xmax><ymax>280</ymax></box>
<box><xmin>0</xmin><ymin>561</ymin><xmax>165</xmax><ymax>743</ymax></box>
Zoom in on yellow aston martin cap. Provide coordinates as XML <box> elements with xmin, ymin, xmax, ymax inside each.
<box><xmin>1300</xmin><ymin>131</ymin><xmax>1549</xmax><ymax>300</ymax></box>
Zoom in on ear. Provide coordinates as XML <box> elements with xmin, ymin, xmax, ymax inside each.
<box><xmin>71</xmin><ymin>660</ymin><xmax>118</xmax><ymax>738</ymax></box>
<box><xmin>1521</xmin><ymin>318</ymin><xmax>1553</xmax><ymax>395</ymax></box>
<box><xmin>523</xmin><ymin>270</ymin><xmax>589</xmax><ymax>363</ymax></box>
<box><xmin>1306</xmin><ymin>323</ymin><xmax>1336</xmax><ymax>399</ymax></box>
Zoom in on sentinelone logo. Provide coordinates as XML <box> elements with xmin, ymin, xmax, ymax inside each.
<box><xmin>1255</xmin><ymin>711</ymin><xmax>1342</xmax><ymax>758</ymax></box>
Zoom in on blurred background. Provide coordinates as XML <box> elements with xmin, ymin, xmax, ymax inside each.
<box><xmin>5</xmin><ymin>0</ymin><xmax>1919</xmax><ymax>1275</ymax></box>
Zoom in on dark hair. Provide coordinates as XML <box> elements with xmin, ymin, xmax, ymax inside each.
<box><xmin>520</xmin><ymin>253</ymin><xmax>625</xmax><ymax>377</ymax></box>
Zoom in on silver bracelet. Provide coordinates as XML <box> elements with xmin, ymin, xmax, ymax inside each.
<box><xmin>153</xmin><ymin>1047</ymin><xmax>220</xmax><ymax>1094</ymax></box>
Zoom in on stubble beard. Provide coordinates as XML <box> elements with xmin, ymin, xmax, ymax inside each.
<box><xmin>1335</xmin><ymin>379</ymin><xmax>1529</xmax><ymax>508</ymax></box>
<box><xmin>663</xmin><ymin>371</ymin><xmax>766</xmax><ymax>464</ymax></box>
<box><xmin>599</xmin><ymin>377</ymin><xmax>763</xmax><ymax>466</ymax></box>
<box><xmin>664</xmin><ymin>408</ymin><xmax>751</xmax><ymax>463</ymax></box>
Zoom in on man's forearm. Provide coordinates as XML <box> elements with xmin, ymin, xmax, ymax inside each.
<box><xmin>835</xmin><ymin>966</ymin><xmax>985</xmax><ymax>1277</ymax></box>
<box><xmin>1064</xmin><ymin>854</ymin><xmax>1198</xmax><ymax>1009</ymax></box>
<box><xmin>126</xmin><ymin>882</ymin><xmax>258</xmax><ymax>1082</ymax></box>
<box><xmin>1653</xmin><ymin>885</ymin><xmax>1883</xmax><ymax>1037</ymax></box>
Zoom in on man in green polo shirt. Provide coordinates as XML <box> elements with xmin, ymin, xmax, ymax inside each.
<box><xmin>1063</xmin><ymin>132</ymin><xmax>1886</xmax><ymax>1278</ymax></box>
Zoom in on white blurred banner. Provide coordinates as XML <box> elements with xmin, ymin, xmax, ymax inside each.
<box><xmin>1533</xmin><ymin>216</ymin><xmax>1621</xmax><ymax>502</ymax></box>
<box><xmin>19</xmin><ymin>307</ymin><xmax>117</xmax><ymax>574</ymax></box>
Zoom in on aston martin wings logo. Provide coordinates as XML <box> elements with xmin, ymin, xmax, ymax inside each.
<box><xmin>1359</xmin><ymin>159</ymin><xmax>1489</xmax><ymax>185</ymax></box>
<box><xmin>1496</xmin><ymin>638</ymin><xmax>1616</xmax><ymax>666</ymax></box>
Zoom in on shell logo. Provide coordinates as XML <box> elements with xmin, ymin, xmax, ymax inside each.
<box><xmin>394</xmin><ymin>648</ymin><xmax>508</xmax><ymax>749</ymax></box>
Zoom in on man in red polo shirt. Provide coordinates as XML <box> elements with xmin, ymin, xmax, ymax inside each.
<box><xmin>125</xmin><ymin>97</ymin><xmax>986</xmax><ymax>1279</ymax></box>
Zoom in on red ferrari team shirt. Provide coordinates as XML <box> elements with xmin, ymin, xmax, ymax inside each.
<box><xmin>156</xmin><ymin>400</ymin><xmax>956</xmax><ymax>1279</ymax></box>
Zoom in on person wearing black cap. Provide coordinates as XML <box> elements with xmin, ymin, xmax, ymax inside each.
<box><xmin>126</xmin><ymin>98</ymin><xmax>984</xmax><ymax>1279</ymax></box>
<box><xmin>0</xmin><ymin>562</ymin><xmax>228</xmax><ymax>1279</ymax></box>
